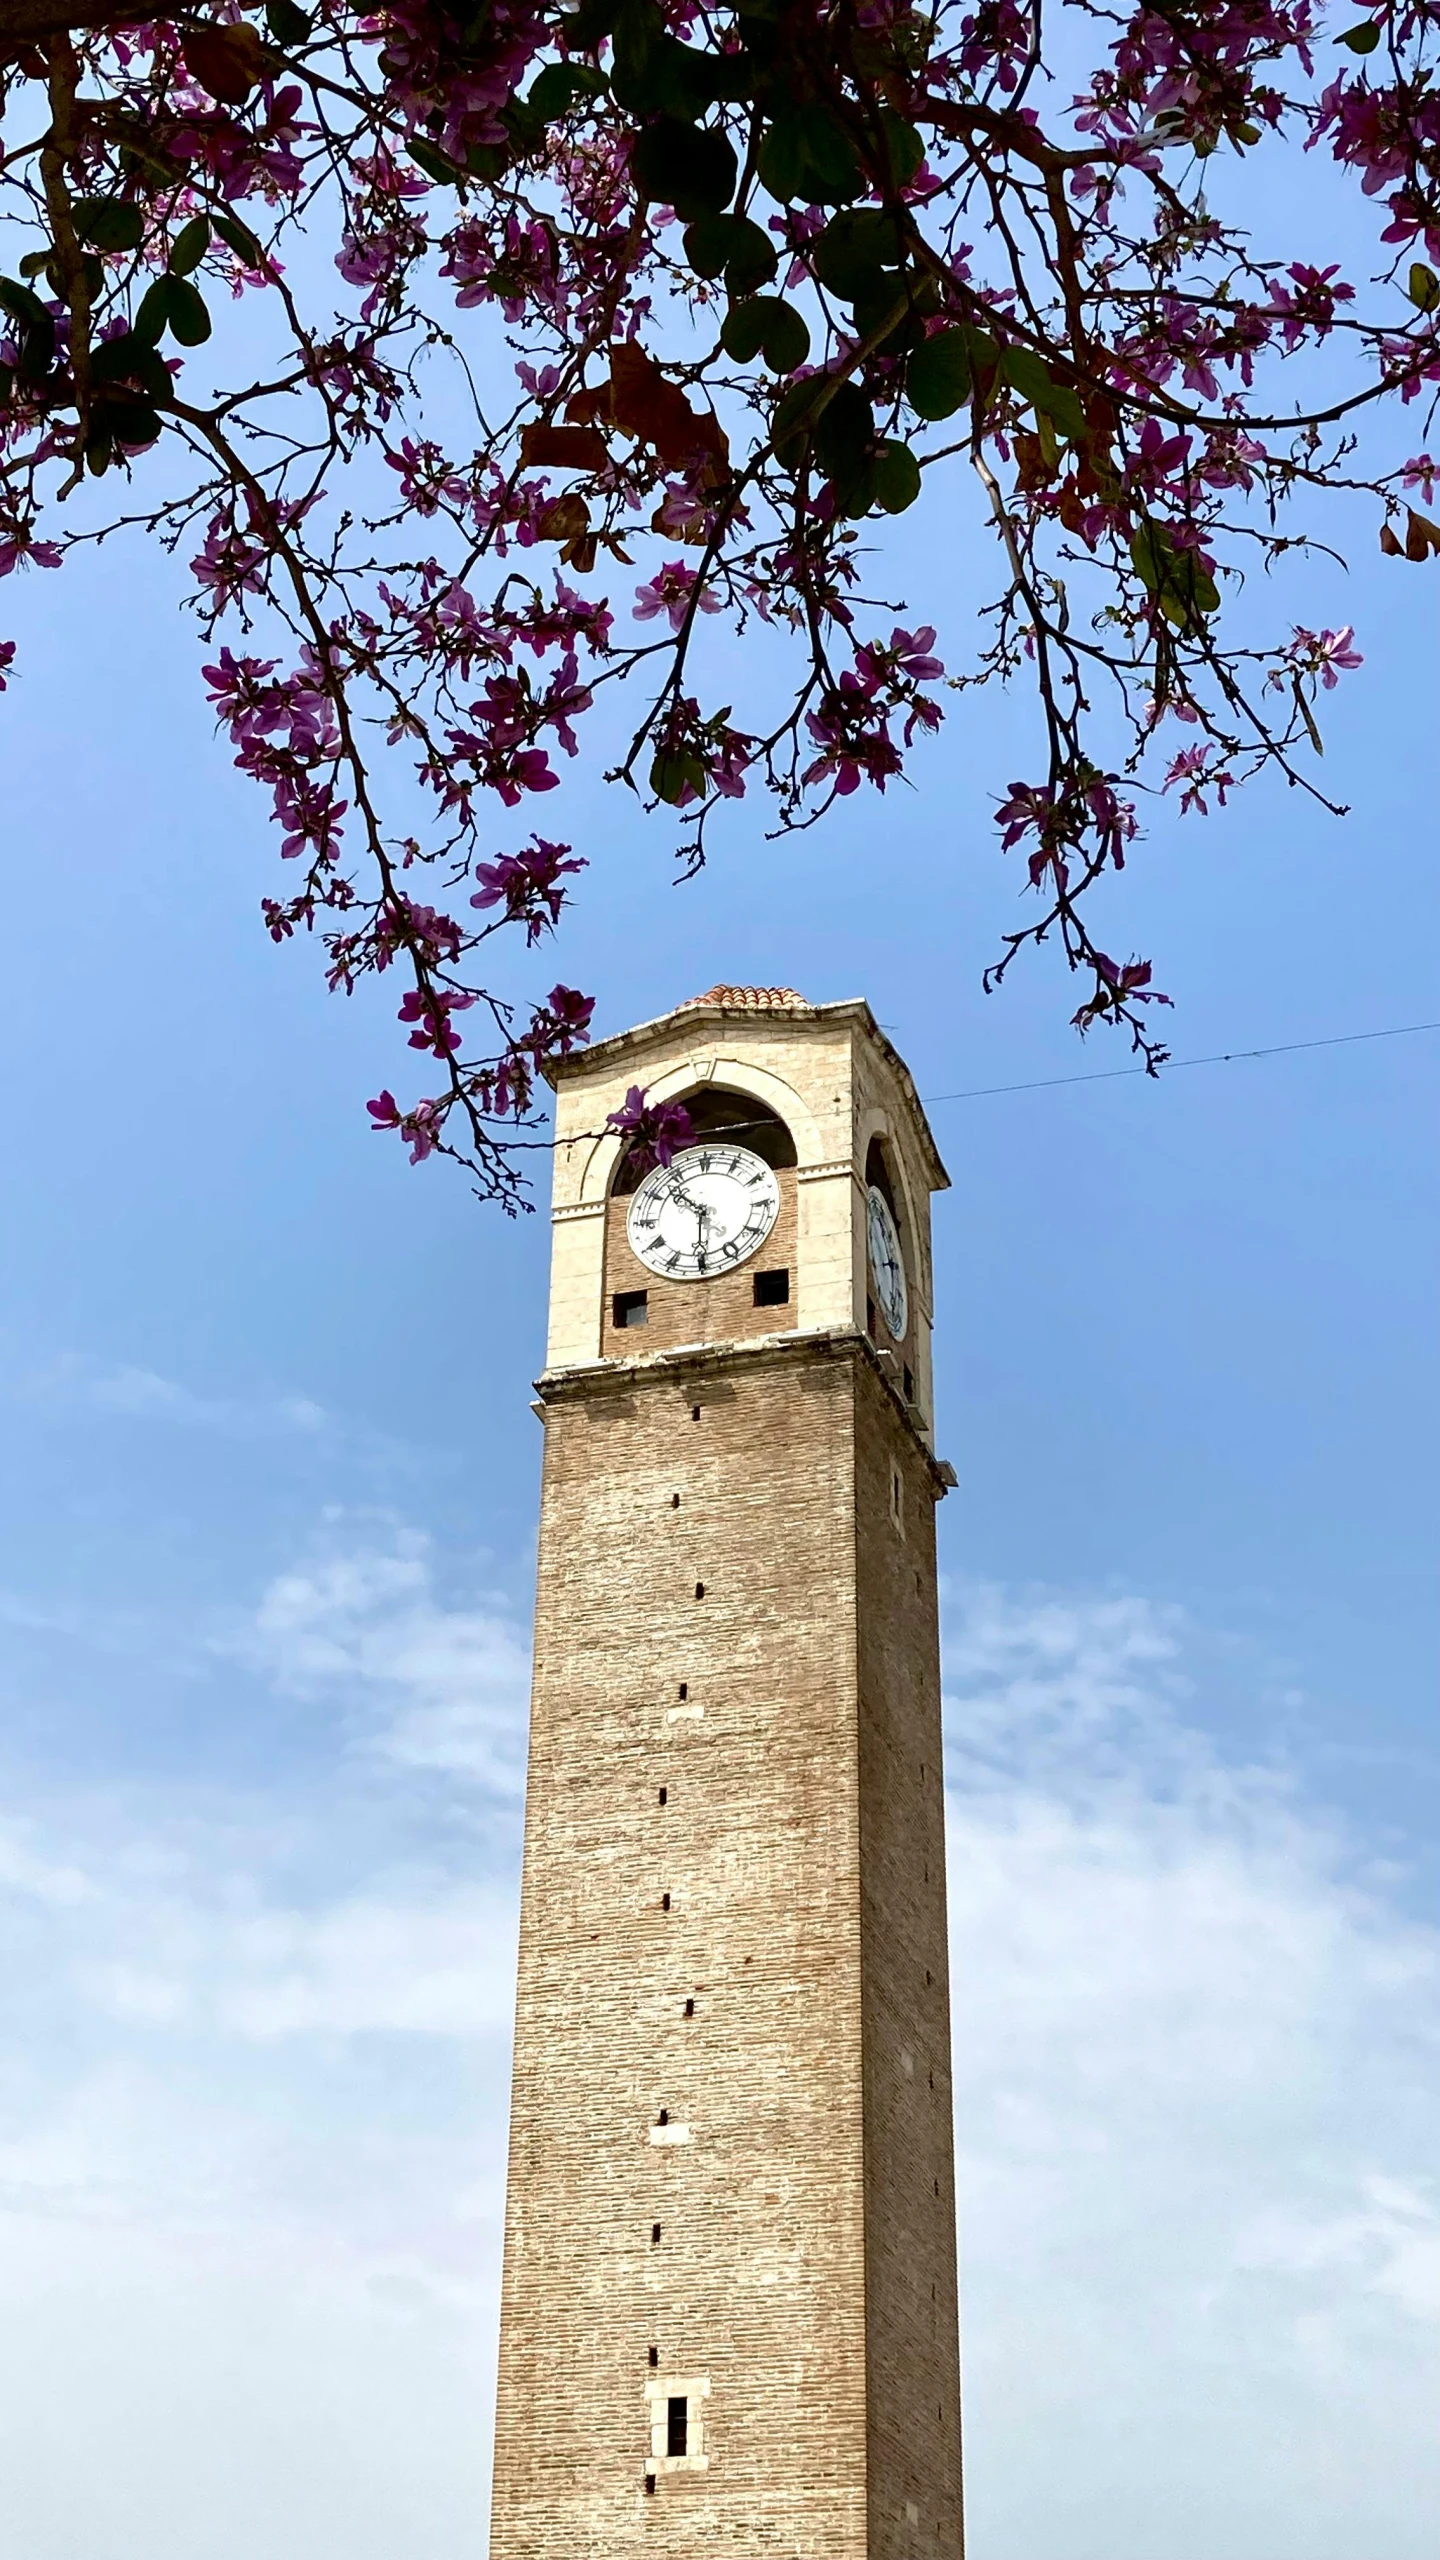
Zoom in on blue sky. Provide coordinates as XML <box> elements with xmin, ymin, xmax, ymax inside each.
<box><xmin>1</xmin><ymin>335</ymin><xmax>1438</xmax><ymax>2554</ymax></box>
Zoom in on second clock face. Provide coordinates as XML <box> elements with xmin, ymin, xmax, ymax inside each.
<box><xmin>627</xmin><ymin>1143</ymin><xmax>781</xmax><ymax>1280</ymax></box>
<box><xmin>866</xmin><ymin>1185</ymin><xmax>909</xmax><ymax>1341</ymax></box>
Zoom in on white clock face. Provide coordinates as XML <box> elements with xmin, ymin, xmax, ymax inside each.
<box><xmin>626</xmin><ymin>1143</ymin><xmax>781</xmax><ymax>1281</ymax></box>
<box><xmin>866</xmin><ymin>1185</ymin><xmax>909</xmax><ymax>1341</ymax></box>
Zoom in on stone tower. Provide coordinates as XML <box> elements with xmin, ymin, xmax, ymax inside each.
<box><xmin>489</xmin><ymin>987</ymin><xmax>963</xmax><ymax>2560</ymax></box>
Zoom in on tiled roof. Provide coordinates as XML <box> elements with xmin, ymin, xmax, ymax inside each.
<box><xmin>678</xmin><ymin>985</ymin><xmax>810</xmax><ymax>1011</ymax></box>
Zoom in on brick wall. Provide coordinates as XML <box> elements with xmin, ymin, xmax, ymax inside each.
<box><xmin>489</xmin><ymin>1331</ymin><xmax>963</xmax><ymax>2559</ymax></box>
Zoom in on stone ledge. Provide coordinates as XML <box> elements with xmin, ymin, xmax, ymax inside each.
<box><xmin>534</xmin><ymin>1326</ymin><xmax>950</xmax><ymax>1487</ymax></box>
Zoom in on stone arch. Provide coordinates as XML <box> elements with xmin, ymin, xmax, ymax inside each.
<box><xmin>577</xmin><ymin>1055</ymin><xmax>825</xmax><ymax>1206</ymax></box>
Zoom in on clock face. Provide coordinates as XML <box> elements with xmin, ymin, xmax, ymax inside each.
<box><xmin>866</xmin><ymin>1185</ymin><xmax>909</xmax><ymax>1341</ymax></box>
<box><xmin>627</xmin><ymin>1143</ymin><xmax>781</xmax><ymax>1281</ymax></box>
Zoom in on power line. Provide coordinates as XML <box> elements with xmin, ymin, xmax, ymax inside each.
<box><xmin>923</xmin><ymin>1018</ymin><xmax>1440</xmax><ymax>1106</ymax></box>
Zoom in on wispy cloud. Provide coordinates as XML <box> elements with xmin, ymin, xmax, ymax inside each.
<box><xmin>944</xmin><ymin>1585</ymin><xmax>1440</xmax><ymax>2560</ymax></box>
<box><xmin>244</xmin><ymin>1518</ymin><xmax>531</xmax><ymax>1791</ymax></box>
<box><xmin>0</xmin><ymin>1557</ymin><xmax>1437</xmax><ymax>2557</ymax></box>
<box><xmin>5</xmin><ymin>1347</ymin><xmax>327</xmax><ymax>1436</ymax></box>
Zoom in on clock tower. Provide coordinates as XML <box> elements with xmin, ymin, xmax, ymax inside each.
<box><xmin>489</xmin><ymin>987</ymin><xmax>963</xmax><ymax>2560</ymax></box>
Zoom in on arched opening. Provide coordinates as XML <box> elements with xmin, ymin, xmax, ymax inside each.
<box><xmin>611</xmin><ymin>1085</ymin><xmax>797</xmax><ymax>1195</ymax></box>
<box><xmin>865</xmin><ymin>1133</ymin><xmax>902</xmax><ymax>1223</ymax></box>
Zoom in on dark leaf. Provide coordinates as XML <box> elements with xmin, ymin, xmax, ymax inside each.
<box><xmin>521</xmin><ymin>422</ymin><xmax>610</xmax><ymax>468</ymax></box>
<box><xmin>0</xmin><ymin>275</ymin><xmax>49</xmax><ymax>327</ymax></box>
<box><xmin>1001</xmin><ymin>344</ymin><xmax>1085</xmax><ymax>439</ymax></box>
<box><xmin>720</xmin><ymin>294</ymin><xmax>810</xmax><ymax>370</ymax></box>
<box><xmin>265</xmin><ymin>0</ymin><xmax>312</xmax><ymax>41</ymax></box>
<box><xmin>408</xmin><ymin>137</ymin><xmax>465</xmax><ymax>185</ymax></box>
<box><xmin>650</xmin><ymin>748</ymin><xmax>706</xmax><ymax>804</ymax></box>
<box><xmin>91</xmin><ymin>334</ymin><xmax>172</xmax><ymax>399</ymax></box>
<box><xmin>1336</xmin><ymin>17</ymin><xmax>1381</xmax><ymax>46</ymax></box>
<box><xmin>633</xmin><ymin>116</ymin><xmax>737</xmax><ymax>217</ymax></box>
<box><xmin>213</xmin><ymin>210</ymin><xmax>264</xmax><ymax>266</ymax></box>
<box><xmin>869</xmin><ymin>439</ymin><xmax>922</xmax><ymax>512</ymax></box>
<box><xmin>1407</xmin><ymin>262</ymin><xmax>1440</xmax><ymax>313</ymax></box>
<box><xmin>906</xmin><ymin>327</ymin><xmax>971</xmax><ymax>420</ymax></box>
<box><xmin>169</xmin><ymin>216</ymin><xmax>211</xmax><ymax>277</ymax></box>
<box><xmin>879</xmin><ymin>108</ymin><xmax>925</xmax><ymax>188</ymax></box>
<box><xmin>683</xmin><ymin>213</ymin><xmax>776</xmax><ymax>291</ymax></box>
<box><xmin>814</xmin><ymin>380</ymin><xmax>876</xmax><ymax>483</ymax></box>
<box><xmin>811</xmin><ymin>209</ymin><xmax>904</xmax><ymax>301</ymax></box>
<box><xmin>181</xmin><ymin>23</ymin><xmax>266</xmax><ymax>103</ymax></box>
<box><xmin>75</xmin><ymin>197</ymin><xmax>145</xmax><ymax>254</ymax></box>
<box><xmin>165</xmin><ymin>275</ymin><xmax>212</xmax><ymax>344</ymax></box>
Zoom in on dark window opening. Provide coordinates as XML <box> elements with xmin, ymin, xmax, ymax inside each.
<box><xmin>666</xmin><ymin>2397</ymin><xmax>689</xmax><ymax>2458</ymax></box>
<box><xmin>694</xmin><ymin>1581</ymin><xmax>705</xmax><ymax>1600</ymax></box>
<box><xmin>866</xmin><ymin>1295</ymin><xmax>878</xmax><ymax>1340</ymax></box>
<box><xmin>934</xmin><ymin>2178</ymin><xmax>940</xmax><ymax>2195</ymax></box>
<box><xmin>903</xmin><ymin>1363</ymin><xmax>915</xmax><ymax>1401</ymax></box>
<box><xmin>644</xmin><ymin>2474</ymin><xmax>656</xmax><ymax>2496</ymax></box>
<box><xmin>662</xmin><ymin>1893</ymin><xmax>671</xmax><ymax>1911</ymax></box>
<box><xmin>691</xmin><ymin>1406</ymin><xmax>701</xmax><ymax>1422</ymax></box>
<box><xmin>651</xmin><ymin>2224</ymin><xmax>661</xmax><ymax>2245</ymax></box>
<box><xmin>753</xmin><ymin>1266</ymin><xmax>790</xmax><ymax>1309</ymax></box>
<box><xmin>684</xmin><ymin>1998</ymin><xmax>695</xmax><ymax>2019</ymax></box>
<box><xmin>658</xmin><ymin>2109</ymin><xmax>669</xmax><ymax>2125</ymax></box>
<box><xmin>612</xmin><ymin>1288</ymin><xmax>649</xmax><ymax>1330</ymax></box>
<box><xmin>658</xmin><ymin>1787</ymin><xmax>668</xmax><ymax>1806</ymax></box>
<box><xmin>678</xmin><ymin>1683</ymin><xmax>688</xmax><ymax>1700</ymax></box>
<box><xmin>926</xmin><ymin>1969</ymin><xmax>932</xmax><ymax>1986</ymax></box>
<box><xmin>614</xmin><ymin>1085</ymin><xmax>797</xmax><ymax>1195</ymax></box>
<box><xmin>670</xmin><ymin>1492</ymin><xmax>680</xmax><ymax>1508</ymax></box>
<box><xmin>649</xmin><ymin>2345</ymin><xmax>659</xmax><ymax>2368</ymax></box>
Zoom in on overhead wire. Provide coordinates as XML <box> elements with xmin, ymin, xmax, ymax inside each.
<box><xmin>923</xmin><ymin>1017</ymin><xmax>1440</xmax><ymax>1106</ymax></box>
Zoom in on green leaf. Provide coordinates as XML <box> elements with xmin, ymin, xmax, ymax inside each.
<box><xmin>0</xmin><ymin>276</ymin><xmax>50</xmax><ymax>328</ymax></box>
<box><xmin>0</xmin><ymin>360</ymin><xmax>13</xmax><ymax>405</ymax></box>
<box><xmin>771</xmin><ymin>372</ymin><xmax>830</xmax><ymax>464</ymax></box>
<box><xmin>851</xmin><ymin>284</ymin><xmax>918</xmax><ymax>352</ymax></box>
<box><xmin>650</xmin><ymin>748</ymin><xmax>706</xmax><ymax>803</ymax></box>
<box><xmin>633</xmin><ymin>115</ymin><xmax>737</xmax><ymax>216</ymax></box>
<box><xmin>75</xmin><ymin>197</ymin><xmax>145</xmax><ymax>254</ymax></box>
<box><xmin>212</xmin><ymin>210</ymin><xmax>264</xmax><ymax>267</ymax></box>
<box><xmin>758</xmin><ymin>106</ymin><xmax>863</xmax><ymax>205</ymax></box>
<box><xmin>1130</xmin><ymin>522</ymin><xmax>1220</xmax><ymax>632</ymax></box>
<box><xmin>265</xmin><ymin>0</ymin><xmax>312</xmax><ymax>40</ymax></box>
<box><xmin>135</xmin><ymin>273</ymin><xmax>210</xmax><ymax>346</ymax></box>
<box><xmin>164</xmin><ymin>274</ymin><xmax>211</xmax><ymax>344</ymax></box>
<box><xmin>407</xmin><ymin>136</ymin><xmax>466</xmax><ymax>185</ymax></box>
<box><xmin>870</xmin><ymin>438</ymin><xmax>922</xmax><ymax>512</ymax></box>
<box><xmin>1001</xmin><ymin>344</ymin><xmax>1085</xmax><ymax>439</ymax></box>
<box><xmin>879</xmin><ymin>108</ymin><xmax>924</xmax><ymax>189</ymax></box>
<box><xmin>683</xmin><ymin>214</ymin><xmax>776</xmax><ymax>291</ymax></box>
<box><xmin>1408</xmin><ymin>261</ymin><xmax>1440</xmax><ymax>314</ymax></box>
<box><xmin>17</xmin><ymin>252</ymin><xmax>52</xmax><ymax>281</ymax></box>
<box><xmin>905</xmin><ymin>327</ymin><xmax>972</xmax><ymax>420</ymax></box>
<box><xmin>814</xmin><ymin>380</ymin><xmax>875</xmax><ymax>483</ymax></box>
<box><xmin>1336</xmin><ymin>17</ymin><xmax>1381</xmax><ymax>47</ymax></box>
<box><xmin>811</xmin><ymin>209</ymin><xmax>903</xmax><ymax>301</ymax></box>
<box><xmin>168</xmin><ymin>216</ymin><xmax>211</xmax><ymax>276</ymax></box>
<box><xmin>91</xmin><ymin>333</ymin><xmax>172</xmax><ymax>399</ymax></box>
<box><xmin>720</xmin><ymin>293</ymin><xmax>810</xmax><ymax>370</ymax></box>
<box><xmin>95</xmin><ymin>391</ymin><xmax>164</xmax><ymax>447</ymax></box>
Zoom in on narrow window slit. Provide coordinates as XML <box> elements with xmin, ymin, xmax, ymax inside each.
<box><xmin>666</xmin><ymin>2397</ymin><xmax>689</xmax><ymax>2458</ymax></box>
<box><xmin>684</xmin><ymin>1998</ymin><xmax>695</xmax><ymax>2019</ymax></box>
<box><xmin>648</xmin><ymin>2345</ymin><xmax>659</xmax><ymax>2368</ymax></box>
<box><xmin>658</xmin><ymin>1787</ymin><xmax>668</xmax><ymax>1806</ymax></box>
<box><xmin>694</xmin><ymin>1582</ymin><xmax>705</xmax><ymax>1600</ymax></box>
<box><xmin>662</xmin><ymin>1893</ymin><xmax>671</xmax><ymax>1910</ymax></box>
<box><xmin>651</xmin><ymin>2224</ymin><xmax>661</xmax><ymax>2245</ymax></box>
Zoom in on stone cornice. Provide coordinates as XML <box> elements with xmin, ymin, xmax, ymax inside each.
<box><xmin>534</xmin><ymin>1324</ymin><xmax>951</xmax><ymax>1488</ymax></box>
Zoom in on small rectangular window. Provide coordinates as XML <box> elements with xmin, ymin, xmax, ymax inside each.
<box><xmin>903</xmin><ymin>1363</ymin><xmax>915</xmax><ymax>1402</ymax></box>
<box><xmin>651</xmin><ymin>2223</ymin><xmax>661</xmax><ymax>2244</ymax></box>
<box><xmin>612</xmin><ymin>1289</ymin><xmax>648</xmax><ymax>1330</ymax></box>
<box><xmin>666</xmin><ymin>2398</ymin><xmax>688</xmax><ymax>2458</ymax></box>
<box><xmin>753</xmin><ymin>1266</ymin><xmax>790</xmax><ymax>1308</ymax></box>
<box><xmin>649</xmin><ymin>2345</ymin><xmax>659</xmax><ymax>2368</ymax></box>
<box><xmin>658</xmin><ymin>1787</ymin><xmax>668</xmax><ymax>1806</ymax></box>
<box><xmin>683</xmin><ymin>1998</ymin><xmax>695</xmax><ymax>2018</ymax></box>
<box><xmin>644</xmin><ymin>2474</ymin><xmax>656</xmax><ymax>2495</ymax></box>
<box><xmin>866</xmin><ymin>1296</ymin><xmax>878</xmax><ymax>1340</ymax></box>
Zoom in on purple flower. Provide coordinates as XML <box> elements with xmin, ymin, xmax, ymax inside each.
<box><xmin>606</xmin><ymin>1084</ymin><xmax>694</xmax><ymax>1173</ymax></box>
